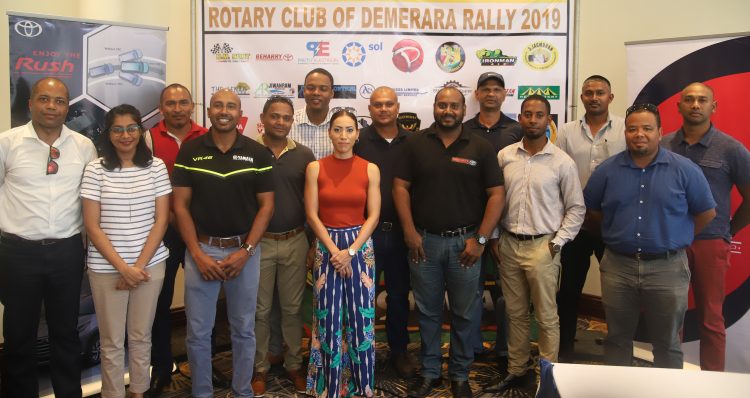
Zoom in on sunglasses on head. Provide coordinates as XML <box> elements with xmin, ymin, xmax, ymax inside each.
<box><xmin>626</xmin><ymin>103</ymin><xmax>658</xmax><ymax>117</ymax></box>
<box><xmin>331</xmin><ymin>106</ymin><xmax>357</xmax><ymax>116</ymax></box>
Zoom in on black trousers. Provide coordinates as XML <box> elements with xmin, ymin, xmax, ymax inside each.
<box><xmin>556</xmin><ymin>229</ymin><xmax>605</xmax><ymax>355</ymax></box>
<box><xmin>0</xmin><ymin>234</ymin><xmax>85</xmax><ymax>398</ymax></box>
<box><xmin>372</xmin><ymin>223</ymin><xmax>411</xmax><ymax>353</ymax></box>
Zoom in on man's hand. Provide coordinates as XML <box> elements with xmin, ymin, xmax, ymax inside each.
<box><xmin>220</xmin><ymin>249</ymin><xmax>251</xmax><ymax>279</ymax></box>
<box><xmin>193</xmin><ymin>250</ymin><xmax>226</xmax><ymax>281</ymax></box>
<box><xmin>459</xmin><ymin>237</ymin><xmax>484</xmax><ymax>268</ymax></box>
<box><xmin>404</xmin><ymin>230</ymin><xmax>426</xmax><ymax>264</ymax></box>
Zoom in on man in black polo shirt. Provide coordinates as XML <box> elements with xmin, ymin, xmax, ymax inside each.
<box><xmin>173</xmin><ymin>89</ymin><xmax>274</xmax><ymax>398</ymax></box>
<box><xmin>394</xmin><ymin>87</ymin><xmax>505</xmax><ymax>398</ymax></box>
<box><xmin>354</xmin><ymin>86</ymin><xmax>415</xmax><ymax>378</ymax></box>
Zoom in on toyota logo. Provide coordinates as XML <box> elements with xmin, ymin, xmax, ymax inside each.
<box><xmin>14</xmin><ymin>20</ymin><xmax>43</xmax><ymax>38</ymax></box>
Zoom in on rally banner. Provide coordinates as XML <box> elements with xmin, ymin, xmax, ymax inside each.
<box><xmin>198</xmin><ymin>0</ymin><xmax>575</xmax><ymax>136</ymax></box>
<box><xmin>8</xmin><ymin>12</ymin><xmax>167</xmax><ymax>145</ymax></box>
<box><xmin>627</xmin><ymin>34</ymin><xmax>750</xmax><ymax>372</ymax></box>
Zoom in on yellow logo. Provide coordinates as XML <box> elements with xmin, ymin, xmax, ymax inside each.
<box><xmin>522</xmin><ymin>41</ymin><xmax>558</xmax><ymax>70</ymax></box>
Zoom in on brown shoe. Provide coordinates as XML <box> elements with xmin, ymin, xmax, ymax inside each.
<box><xmin>251</xmin><ymin>370</ymin><xmax>267</xmax><ymax>397</ymax></box>
<box><xmin>267</xmin><ymin>351</ymin><xmax>284</xmax><ymax>366</ymax></box>
<box><xmin>391</xmin><ymin>351</ymin><xmax>417</xmax><ymax>379</ymax></box>
<box><xmin>287</xmin><ymin>368</ymin><xmax>307</xmax><ymax>394</ymax></box>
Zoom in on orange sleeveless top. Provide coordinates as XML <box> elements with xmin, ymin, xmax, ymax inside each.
<box><xmin>317</xmin><ymin>155</ymin><xmax>369</xmax><ymax>228</ymax></box>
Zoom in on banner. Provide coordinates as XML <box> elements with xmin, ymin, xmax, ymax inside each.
<box><xmin>626</xmin><ymin>34</ymin><xmax>750</xmax><ymax>372</ymax></box>
<box><xmin>8</xmin><ymin>12</ymin><xmax>167</xmax><ymax>145</ymax></box>
<box><xmin>198</xmin><ymin>0</ymin><xmax>575</xmax><ymax>136</ymax></box>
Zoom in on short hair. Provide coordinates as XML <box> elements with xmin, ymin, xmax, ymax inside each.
<box><xmin>583</xmin><ymin>75</ymin><xmax>611</xmax><ymax>88</ymax></box>
<box><xmin>31</xmin><ymin>77</ymin><xmax>70</xmax><ymax>100</ymax></box>
<box><xmin>434</xmin><ymin>87</ymin><xmax>466</xmax><ymax>105</ymax></box>
<box><xmin>520</xmin><ymin>94</ymin><xmax>551</xmax><ymax>114</ymax></box>
<box><xmin>329</xmin><ymin>109</ymin><xmax>358</xmax><ymax>131</ymax></box>
<box><xmin>100</xmin><ymin>104</ymin><xmax>153</xmax><ymax>170</ymax></box>
<box><xmin>159</xmin><ymin>83</ymin><xmax>192</xmax><ymax>104</ymax></box>
<box><xmin>625</xmin><ymin>103</ymin><xmax>661</xmax><ymax>128</ymax></box>
<box><xmin>262</xmin><ymin>95</ymin><xmax>294</xmax><ymax>114</ymax></box>
<box><xmin>305</xmin><ymin>68</ymin><xmax>334</xmax><ymax>87</ymax></box>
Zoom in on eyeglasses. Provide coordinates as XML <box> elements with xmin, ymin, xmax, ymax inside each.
<box><xmin>46</xmin><ymin>145</ymin><xmax>60</xmax><ymax>175</ymax></box>
<box><xmin>109</xmin><ymin>124</ymin><xmax>141</xmax><ymax>135</ymax></box>
<box><xmin>626</xmin><ymin>103</ymin><xmax>659</xmax><ymax>117</ymax></box>
<box><xmin>331</xmin><ymin>106</ymin><xmax>357</xmax><ymax>116</ymax></box>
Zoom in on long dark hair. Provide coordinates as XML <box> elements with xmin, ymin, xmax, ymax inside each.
<box><xmin>99</xmin><ymin>104</ymin><xmax>153</xmax><ymax>170</ymax></box>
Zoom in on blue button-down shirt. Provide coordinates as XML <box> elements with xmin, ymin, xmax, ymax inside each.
<box><xmin>584</xmin><ymin>148</ymin><xmax>716</xmax><ymax>253</ymax></box>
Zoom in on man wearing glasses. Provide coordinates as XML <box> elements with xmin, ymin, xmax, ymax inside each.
<box><xmin>290</xmin><ymin>68</ymin><xmax>336</xmax><ymax>160</ymax></box>
<box><xmin>0</xmin><ymin>77</ymin><xmax>97</xmax><ymax>397</ymax></box>
<box><xmin>584</xmin><ymin>103</ymin><xmax>716</xmax><ymax>368</ymax></box>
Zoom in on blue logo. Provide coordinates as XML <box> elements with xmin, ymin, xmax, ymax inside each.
<box><xmin>342</xmin><ymin>42</ymin><xmax>366</xmax><ymax>67</ymax></box>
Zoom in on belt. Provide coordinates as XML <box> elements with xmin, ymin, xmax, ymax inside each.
<box><xmin>612</xmin><ymin>249</ymin><xmax>680</xmax><ymax>261</ymax></box>
<box><xmin>262</xmin><ymin>226</ymin><xmax>305</xmax><ymax>241</ymax></box>
<box><xmin>197</xmin><ymin>233</ymin><xmax>248</xmax><ymax>248</ymax></box>
<box><xmin>505</xmin><ymin>231</ymin><xmax>547</xmax><ymax>241</ymax></box>
<box><xmin>0</xmin><ymin>231</ymin><xmax>68</xmax><ymax>246</ymax></box>
<box><xmin>424</xmin><ymin>225</ymin><xmax>475</xmax><ymax>238</ymax></box>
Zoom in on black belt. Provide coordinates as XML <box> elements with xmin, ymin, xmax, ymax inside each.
<box><xmin>505</xmin><ymin>231</ymin><xmax>547</xmax><ymax>241</ymax></box>
<box><xmin>424</xmin><ymin>225</ymin><xmax>475</xmax><ymax>238</ymax></box>
<box><xmin>0</xmin><ymin>231</ymin><xmax>71</xmax><ymax>246</ymax></box>
<box><xmin>611</xmin><ymin>249</ymin><xmax>680</xmax><ymax>261</ymax></box>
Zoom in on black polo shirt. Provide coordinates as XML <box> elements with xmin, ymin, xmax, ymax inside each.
<box><xmin>354</xmin><ymin>125</ymin><xmax>411</xmax><ymax>223</ymax></box>
<box><xmin>173</xmin><ymin>131</ymin><xmax>274</xmax><ymax>237</ymax></box>
<box><xmin>463</xmin><ymin>112</ymin><xmax>523</xmax><ymax>153</ymax></box>
<box><xmin>394</xmin><ymin>123</ymin><xmax>503</xmax><ymax>232</ymax></box>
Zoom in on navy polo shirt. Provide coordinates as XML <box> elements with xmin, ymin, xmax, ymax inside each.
<box><xmin>173</xmin><ymin>131</ymin><xmax>274</xmax><ymax>237</ymax></box>
<box><xmin>354</xmin><ymin>125</ymin><xmax>411</xmax><ymax>223</ymax></box>
<box><xmin>662</xmin><ymin>125</ymin><xmax>750</xmax><ymax>241</ymax></box>
<box><xmin>584</xmin><ymin>148</ymin><xmax>715</xmax><ymax>254</ymax></box>
<box><xmin>463</xmin><ymin>112</ymin><xmax>523</xmax><ymax>153</ymax></box>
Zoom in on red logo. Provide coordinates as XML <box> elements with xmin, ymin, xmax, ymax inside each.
<box><xmin>14</xmin><ymin>57</ymin><xmax>74</xmax><ymax>76</ymax></box>
<box><xmin>237</xmin><ymin>116</ymin><xmax>248</xmax><ymax>133</ymax></box>
<box><xmin>392</xmin><ymin>39</ymin><xmax>424</xmax><ymax>73</ymax></box>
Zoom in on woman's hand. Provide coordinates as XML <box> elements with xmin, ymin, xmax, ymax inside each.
<box><xmin>330</xmin><ymin>249</ymin><xmax>353</xmax><ymax>271</ymax></box>
<box><xmin>119</xmin><ymin>266</ymin><xmax>150</xmax><ymax>288</ymax></box>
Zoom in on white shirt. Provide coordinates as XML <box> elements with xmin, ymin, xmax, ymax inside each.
<box><xmin>498</xmin><ymin>139</ymin><xmax>585</xmax><ymax>246</ymax></box>
<box><xmin>289</xmin><ymin>107</ymin><xmax>332</xmax><ymax>160</ymax></box>
<box><xmin>555</xmin><ymin>114</ymin><xmax>626</xmax><ymax>188</ymax></box>
<box><xmin>81</xmin><ymin>158</ymin><xmax>172</xmax><ymax>272</ymax></box>
<box><xmin>0</xmin><ymin>122</ymin><xmax>97</xmax><ymax>239</ymax></box>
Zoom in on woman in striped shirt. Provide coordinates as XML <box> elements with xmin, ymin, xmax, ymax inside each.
<box><xmin>81</xmin><ymin>104</ymin><xmax>171</xmax><ymax>398</ymax></box>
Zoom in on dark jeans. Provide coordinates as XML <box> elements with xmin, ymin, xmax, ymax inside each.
<box><xmin>471</xmin><ymin>250</ymin><xmax>507</xmax><ymax>355</ymax></box>
<box><xmin>556</xmin><ymin>229</ymin><xmax>604</xmax><ymax>355</ymax></box>
<box><xmin>150</xmin><ymin>225</ymin><xmax>185</xmax><ymax>375</ymax></box>
<box><xmin>372</xmin><ymin>222</ymin><xmax>411</xmax><ymax>353</ymax></box>
<box><xmin>0</xmin><ymin>234</ymin><xmax>85</xmax><ymax>398</ymax></box>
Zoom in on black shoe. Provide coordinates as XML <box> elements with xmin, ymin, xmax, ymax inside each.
<box><xmin>450</xmin><ymin>380</ymin><xmax>473</xmax><ymax>398</ymax></box>
<box><xmin>407</xmin><ymin>376</ymin><xmax>442</xmax><ymax>398</ymax></box>
<box><xmin>212</xmin><ymin>368</ymin><xmax>231</xmax><ymax>389</ymax></box>
<box><xmin>146</xmin><ymin>370</ymin><xmax>171</xmax><ymax>397</ymax></box>
<box><xmin>391</xmin><ymin>351</ymin><xmax>417</xmax><ymax>379</ymax></box>
<box><xmin>484</xmin><ymin>372</ymin><xmax>530</xmax><ymax>393</ymax></box>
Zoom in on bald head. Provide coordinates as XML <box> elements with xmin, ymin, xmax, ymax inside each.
<box><xmin>207</xmin><ymin>89</ymin><xmax>243</xmax><ymax>133</ymax></box>
<box><xmin>681</xmin><ymin>82</ymin><xmax>714</xmax><ymax>100</ymax></box>
<box><xmin>31</xmin><ymin>77</ymin><xmax>69</xmax><ymax>100</ymax></box>
<box><xmin>677</xmin><ymin>82</ymin><xmax>716</xmax><ymax>127</ymax></box>
<box><xmin>368</xmin><ymin>86</ymin><xmax>400</xmax><ymax>128</ymax></box>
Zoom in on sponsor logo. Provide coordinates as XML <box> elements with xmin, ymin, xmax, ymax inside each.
<box><xmin>233</xmin><ymin>155</ymin><xmax>254</xmax><ymax>163</ymax></box>
<box><xmin>475</xmin><ymin>48</ymin><xmax>517</xmax><ymax>66</ymax></box>
<box><xmin>209</xmin><ymin>42</ymin><xmax>251</xmax><ymax>63</ymax></box>
<box><xmin>192</xmin><ymin>155</ymin><xmax>213</xmax><ymax>161</ymax></box>
<box><xmin>298</xmin><ymin>41</ymin><xmax>338</xmax><ymax>65</ymax></box>
<box><xmin>451</xmin><ymin>157</ymin><xmax>478</xmax><ymax>166</ymax></box>
<box><xmin>14</xmin><ymin>20</ymin><xmax>42</xmax><ymax>38</ymax></box>
<box><xmin>14</xmin><ymin>57</ymin><xmax>75</xmax><ymax>76</ymax></box>
<box><xmin>297</xmin><ymin>84</ymin><xmax>357</xmax><ymax>99</ymax></box>
<box><xmin>505</xmin><ymin>88</ymin><xmax>516</xmax><ymax>97</ymax></box>
<box><xmin>237</xmin><ymin>116</ymin><xmax>249</xmax><ymax>133</ymax></box>
<box><xmin>254</xmin><ymin>82</ymin><xmax>295</xmax><ymax>98</ymax></box>
<box><xmin>433</xmin><ymin>80</ymin><xmax>473</xmax><ymax>96</ymax></box>
<box><xmin>435</xmin><ymin>42</ymin><xmax>466</xmax><ymax>73</ymax></box>
<box><xmin>392</xmin><ymin>39</ymin><xmax>424</xmax><ymax>73</ymax></box>
<box><xmin>255</xmin><ymin>53</ymin><xmax>294</xmax><ymax>62</ymax></box>
<box><xmin>522</xmin><ymin>41</ymin><xmax>558</xmax><ymax>70</ymax></box>
<box><xmin>517</xmin><ymin>86</ymin><xmax>560</xmax><ymax>100</ymax></box>
<box><xmin>398</xmin><ymin>113</ymin><xmax>421</xmax><ymax>132</ymax></box>
<box><xmin>341</xmin><ymin>42</ymin><xmax>366</xmax><ymax>67</ymax></box>
<box><xmin>394</xmin><ymin>87</ymin><xmax>428</xmax><ymax>97</ymax></box>
<box><xmin>359</xmin><ymin>84</ymin><xmax>375</xmax><ymax>99</ymax></box>
<box><xmin>211</xmin><ymin>82</ymin><xmax>251</xmax><ymax>96</ymax></box>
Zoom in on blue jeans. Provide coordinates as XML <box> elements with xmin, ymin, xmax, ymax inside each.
<box><xmin>184</xmin><ymin>243</ymin><xmax>260</xmax><ymax>398</ymax></box>
<box><xmin>409</xmin><ymin>231</ymin><xmax>480</xmax><ymax>381</ymax></box>
<box><xmin>600</xmin><ymin>249</ymin><xmax>690</xmax><ymax>368</ymax></box>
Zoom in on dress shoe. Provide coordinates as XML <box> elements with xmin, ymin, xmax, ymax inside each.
<box><xmin>391</xmin><ymin>351</ymin><xmax>417</xmax><ymax>378</ymax></box>
<box><xmin>146</xmin><ymin>370</ymin><xmax>171</xmax><ymax>397</ymax></box>
<box><xmin>251</xmin><ymin>370</ymin><xmax>267</xmax><ymax>397</ymax></box>
<box><xmin>407</xmin><ymin>376</ymin><xmax>442</xmax><ymax>398</ymax></box>
<box><xmin>267</xmin><ymin>351</ymin><xmax>284</xmax><ymax>366</ymax></box>
<box><xmin>484</xmin><ymin>372</ymin><xmax>530</xmax><ymax>393</ymax></box>
<box><xmin>287</xmin><ymin>368</ymin><xmax>307</xmax><ymax>393</ymax></box>
<box><xmin>212</xmin><ymin>367</ymin><xmax>231</xmax><ymax>389</ymax></box>
<box><xmin>450</xmin><ymin>380</ymin><xmax>473</xmax><ymax>398</ymax></box>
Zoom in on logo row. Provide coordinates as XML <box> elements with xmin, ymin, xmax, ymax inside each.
<box><xmin>210</xmin><ymin>39</ymin><xmax>558</xmax><ymax>72</ymax></box>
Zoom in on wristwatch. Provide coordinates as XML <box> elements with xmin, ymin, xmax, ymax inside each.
<box><xmin>549</xmin><ymin>242</ymin><xmax>562</xmax><ymax>254</ymax></box>
<box><xmin>475</xmin><ymin>234</ymin><xmax>488</xmax><ymax>246</ymax></box>
<box><xmin>347</xmin><ymin>247</ymin><xmax>356</xmax><ymax>256</ymax></box>
<box><xmin>240</xmin><ymin>242</ymin><xmax>256</xmax><ymax>256</ymax></box>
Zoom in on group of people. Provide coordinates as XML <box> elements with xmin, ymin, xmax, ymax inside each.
<box><xmin>0</xmin><ymin>66</ymin><xmax>747</xmax><ymax>398</ymax></box>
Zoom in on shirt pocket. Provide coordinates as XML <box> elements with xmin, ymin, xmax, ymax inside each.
<box><xmin>698</xmin><ymin>158</ymin><xmax>728</xmax><ymax>184</ymax></box>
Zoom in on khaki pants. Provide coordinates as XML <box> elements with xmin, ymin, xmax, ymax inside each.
<box><xmin>88</xmin><ymin>262</ymin><xmax>165</xmax><ymax>397</ymax></box>
<box><xmin>254</xmin><ymin>231</ymin><xmax>308</xmax><ymax>371</ymax></box>
<box><xmin>498</xmin><ymin>234</ymin><xmax>560</xmax><ymax>376</ymax></box>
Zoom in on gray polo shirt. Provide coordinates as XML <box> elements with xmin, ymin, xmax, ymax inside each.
<box><xmin>256</xmin><ymin>136</ymin><xmax>316</xmax><ymax>233</ymax></box>
<box><xmin>662</xmin><ymin>125</ymin><xmax>750</xmax><ymax>241</ymax></box>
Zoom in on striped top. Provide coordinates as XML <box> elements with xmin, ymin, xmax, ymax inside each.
<box><xmin>81</xmin><ymin>157</ymin><xmax>172</xmax><ymax>272</ymax></box>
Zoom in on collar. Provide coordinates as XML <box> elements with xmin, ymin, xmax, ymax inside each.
<box><xmin>425</xmin><ymin>123</ymin><xmax>470</xmax><ymax>142</ymax></box>
<box><xmin>516</xmin><ymin>137</ymin><xmax>555</xmax><ymax>155</ymax></box>
<box><xmin>298</xmin><ymin>107</ymin><xmax>332</xmax><ymax>127</ymax></box>
<box><xmin>363</xmin><ymin>125</ymin><xmax>409</xmax><ymax>143</ymax></box>
<box><xmin>201</xmin><ymin>129</ymin><xmax>245</xmax><ymax>150</ymax></box>
<box><xmin>23</xmin><ymin>121</ymin><xmax>74</xmax><ymax>144</ymax></box>
<box><xmin>674</xmin><ymin>124</ymin><xmax>716</xmax><ymax>148</ymax></box>
<box><xmin>255</xmin><ymin>134</ymin><xmax>297</xmax><ymax>150</ymax></box>
<box><xmin>469</xmin><ymin>112</ymin><xmax>510</xmax><ymax>130</ymax></box>
<box><xmin>151</xmin><ymin>119</ymin><xmax>206</xmax><ymax>138</ymax></box>
<box><xmin>619</xmin><ymin>146</ymin><xmax>670</xmax><ymax>168</ymax></box>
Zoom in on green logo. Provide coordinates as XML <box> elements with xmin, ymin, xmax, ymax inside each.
<box><xmin>517</xmin><ymin>86</ymin><xmax>560</xmax><ymax>100</ymax></box>
<box><xmin>475</xmin><ymin>48</ymin><xmax>517</xmax><ymax>66</ymax></box>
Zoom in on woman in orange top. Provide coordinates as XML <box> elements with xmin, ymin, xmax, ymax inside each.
<box><xmin>304</xmin><ymin>109</ymin><xmax>381</xmax><ymax>397</ymax></box>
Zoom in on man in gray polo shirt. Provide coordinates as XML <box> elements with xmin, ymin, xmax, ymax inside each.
<box><xmin>251</xmin><ymin>96</ymin><xmax>315</xmax><ymax>396</ymax></box>
<box><xmin>661</xmin><ymin>82</ymin><xmax>750</xmax><ymax>371</ymax></box>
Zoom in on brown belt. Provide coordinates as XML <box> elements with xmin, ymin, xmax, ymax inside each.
<box><xmin>262</xmin><ymin>226</ymin><xmax>305</xmax><ymax>241</ymax></box>
<box><xmin>197</xmin><ymin>233</ymin><xmax>247</xmax><ymax>248</ymax></box>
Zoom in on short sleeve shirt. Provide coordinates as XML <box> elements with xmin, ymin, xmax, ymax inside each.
<box><xmin>463</xmin><ymin>112</ymin><xmax>523</xmax><ymax>153</ymax></box>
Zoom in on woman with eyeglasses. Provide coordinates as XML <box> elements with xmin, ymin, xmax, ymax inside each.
<box><xmin>81</xmin><ymin>104</ymin><xmax>171</xmax><ymax>398</ymax></box>
<box><xmin>304</xmin><ymin>109</ymin><xmax>381</xmax><ymax>398</ymax></box>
